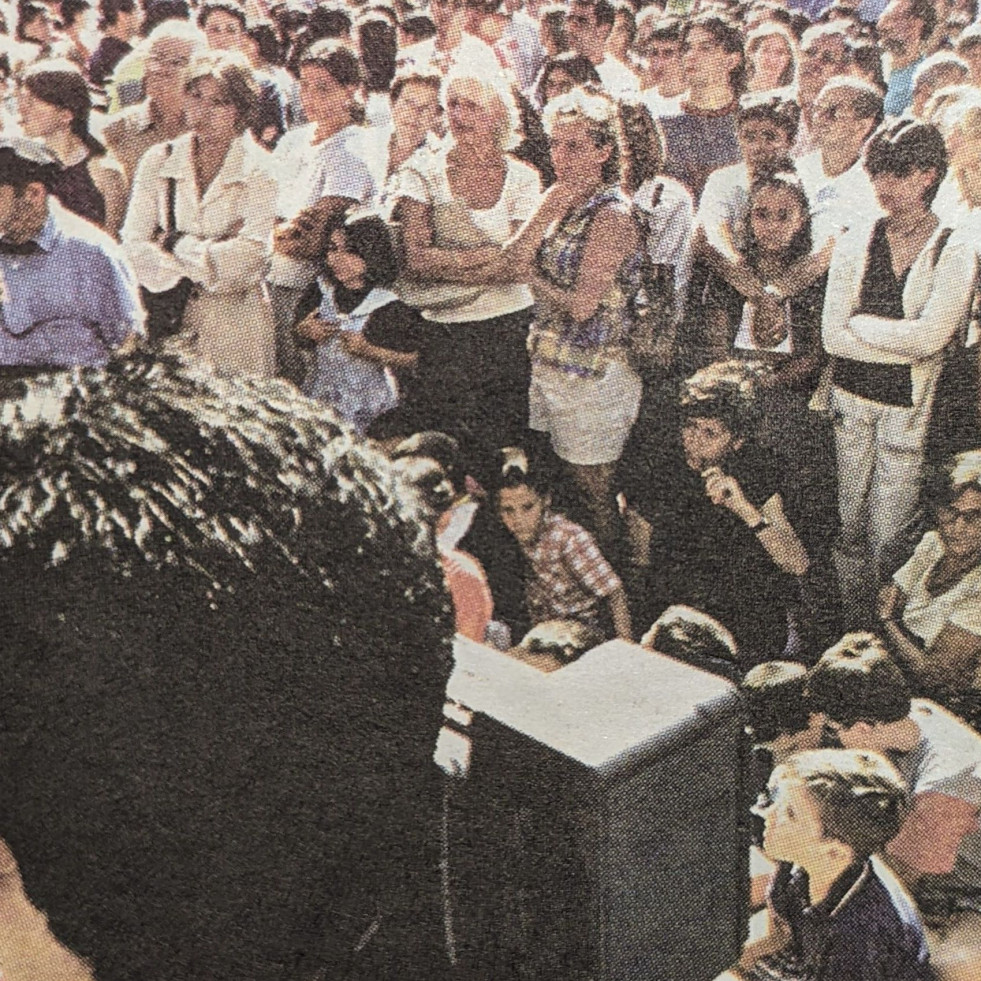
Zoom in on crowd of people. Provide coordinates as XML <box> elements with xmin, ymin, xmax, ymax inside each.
<box><xmin>0</xmin><ymin>0</ymin><xmax>980</xmax><ymax>975</ymax></box>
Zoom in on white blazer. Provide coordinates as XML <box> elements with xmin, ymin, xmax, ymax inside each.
<box><xmin>121</xmin><ymin>131</ymin><xmax>277</xmax><ymax>377</ymax></box>
<box><xmin>122</xmin><ymin>131</ymin><xmax>276</xmax><ymax>296</ymax></box>
<box><xmin>822</xmin><ymin>218</ymin><xmax>976</xmax><ymax>408</ymax></box>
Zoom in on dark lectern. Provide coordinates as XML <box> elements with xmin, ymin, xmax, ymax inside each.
<box><xmin>442</xmin><ymin>638</ymin><xmax>748</xmax><ymax>981</ymax></box>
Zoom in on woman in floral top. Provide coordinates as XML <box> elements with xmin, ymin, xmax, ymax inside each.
<box><xmin>498</xmin><ymin>87</ymin><xmax>645</xmax><ymax>551</ymax></box>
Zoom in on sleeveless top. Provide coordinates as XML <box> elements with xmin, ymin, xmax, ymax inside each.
<box><xmin>50</xmin><ymin>158</ymin><xmax>106</xmax><ymax>229</ymax></box>
<box><xmin>530</xmin><ymin>185</ymin><xmax>639</xmax><ymax>378</ymax></box>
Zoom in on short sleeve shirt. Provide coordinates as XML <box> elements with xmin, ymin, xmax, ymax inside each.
<box><xmin>893</xmin><ymin>532</ymin><xmax>981</xmax><ymax>651</ymax></box>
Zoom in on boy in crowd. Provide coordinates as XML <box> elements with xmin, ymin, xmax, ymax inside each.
<box><xmin>806</xmin><ymin>636</ymin><xmax>981</xmax><ymax>980</ymax></box>
<box><xmin>717</xmin><ymin>748</ymin><xmax>929</xmax><ymax>981</ymax></box>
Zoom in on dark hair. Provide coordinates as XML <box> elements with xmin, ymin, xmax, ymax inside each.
<box><xmin>805</xmin><ymin>634</ymin><xmax>912</xmax><ymax>728</ymax></box>
<box><xmin>821</xmin><ymin>75</ymin><xmax>885</xmax><ymax>129</ymax></box>
<box><xmin>357</xmin><ymin>14</ymin><xmax>397</xmax><ymax>92</ymax></box>
<box><xmin>391</xmin><ymin>431</ymin><xmax>463</xmax><ymax>491</ymax></box>
<box><xmin>298</xmin><ymin>38</ymin><xmax>362</xmax><ymax>85</ymax></box>
<box><xmin>618</xmin><ymin>99</ymin><xmax>664</xmax><ymax>193</ymax></box>
<box><xmin>98</xmin><ymin>0</ymin><xmax>134</xmax><ymax>30</ymax></box>
<box><xmin>847</xmin><ymin>39</ymin><xmax>886</xmax><ymax>90</ymax></box>
<box><xmin>491</xmin><ymin>447</ymin><xmax>554</xmax><ymax>500</ymax></box>
<box><xmin>745</xmin><ymin>172</ymin><xmax>813</xmax><ymax>266</ymax></box>
<box><xmin>929</xmin><ymin>449</ymin><xmax>981</xmax><ymax>515</ymax></box>
<box><xmin>307</xmin><ymin>2</ymin><xmax>352</xmax><ymax>40</ymax></box>
<box><xmin>59</xmin><ymin>0</ymin><xmax>90</xmax><ymax>30</ymax></box>
<box><xmin>682</xmin><ymin>14</ymin><xmax>747</xmax><ymax>97</ymax></box>
<box><xmin>536</xmin><ymin>51</ymin><xmax>601</xmax><ymax>105</ymax></box>
<box><xmin>400</xmin><ymin>14</ymin><xmax>436</xmax><ymax>43</ymax></box>
<box><xmin>540</xmin><ymin>5</ymin><xmax>568</xmax><ymax>55</ymax></box>
<box><xmin>737</xmin><ymin>93</ymin><xmax>801</xmax><ymax>141</ymax></box>
<box><xmin>780</xmin><ymin>749</ymin><xmax>909</xmax><ymax>860</ymax></box>
<box><xmin>141</xmin><ymin>0</ymin><xmax>190</xmax><ymax>35</ymax></box>
<box><xmin>571</xmin><ymin>0</ymin><xmax>615</xmax><ymax>31</ymax></box>
<box><xmin>197</xmin><ymin>1</ymin><xmax>245</xmax><ymax>32</ymax></box>
<box><xmin>324</xmin><ymin>214</ymin><xmax>400</xmax><ymax>290</ymax></box>
<box><xmin>906</xmin><ymin>0</ymin><xmax>937</xmax><ymax>42</ymax></box>
<box><xmin>863</xmin><ymin>119</ymin><xmax>948</xmax><ymax>206</ymax></box>
<box><xmin>741</xmin><ymin>660</ymin><xmax>809</xmax><ymax>743</ymax></box>
<box><xmin>247</xmin><ymin>22</ymin><xmax>285</xmax><ymax>66</ymax></box>
<box><xmin>642</xmin><ymin>606</ymin><xmax>740</xmax><ymax>680</ymax></box>
<box><xmin>23</xmin><ymin>64</ymin><xmax>105</xmax><ymax>156</ymax></box>
<box><xmin>185</xmin><ymin>51</ymin><xmax>259</xmax><ymax>133</ymax></box>
<box><xmin>0</xmin><ymin>139</ymin><xmax>61</xmax><ymax>192</ymax></box>
<box><xmin>640</xmin><ymin>15</ymin><xmax>682</xmax><ymax>46</ymax></box>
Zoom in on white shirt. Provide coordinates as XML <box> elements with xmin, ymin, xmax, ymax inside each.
<box><xmin>595</xmin><ymin>56</ymin><xmax>640</xmax><ymax>100</ymax></box>
<box><xmin>796</xmin><ymin>151</ymin><xmax>882</xmax><ymax>246</ymax></box>
<box><xmin>894</xmin><ymin>531</ymin><xmax>981</xmax><ymax>651</ymax></box>
<box><xmin>267</xmin><ymin>124</ymin><xmax>377</xmax><ymax>288</ymax></box>
<box><xmin>396</xmin><ymin>147</ymin><xmax>542</xmax><ymax>323</ymax></box>
<box><xmin>640</xmin><ymin>88</ymin><xmax>686</xmax><ymax>118</ymax></box>
<box><xmin>695</xmin><ymin>162</ymin><xmax>751</xmax><ymax>256</ymax></box>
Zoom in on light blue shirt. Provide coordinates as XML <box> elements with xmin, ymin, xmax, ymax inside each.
<box><xmin>0</xmin><ymin>201</ymin><xmax>144</xmax><ymax>367</ymax></box>
<box><xmin>884</xmin><ymin>59</ymin><xmax>922</xmax><ymax>118</ymax></box>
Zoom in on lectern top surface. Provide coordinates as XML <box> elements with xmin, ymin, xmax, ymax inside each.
<box><xmin>449</xmin><ymin>638</ymin><xmax>738</xmax><ymax>775</ymax></box>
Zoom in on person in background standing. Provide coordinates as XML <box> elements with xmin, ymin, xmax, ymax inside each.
<box><xmin>88</xmin><ymin>0</ymin><xmax>140</xmax><ymax>86</ymax></box>
<box><xmin>18</xmin><ymin>61</ymin><xmax>129</xmax><ymax>235</ymax></box>
<box><xmin>122</xmin><ymin>50</ymin><xmax>277</xmax><ymax>378</ymax></box>
<box><xmin>101</xmin><ymin>21</ymin><xmax>204</xmax><ymax>181</ymax></box>
<box><xmin>878</xmin><ymin>0</ymin><xmax>936</xmax><ymax>118</ymax></box>
<box><xmin>0</xmin><ymin>136</ymin><xmax>143</xmax><ymax>371</ymax></box>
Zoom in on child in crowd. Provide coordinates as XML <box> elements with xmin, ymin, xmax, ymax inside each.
<box><xmin>718</xmin><ymin>748</ymin><xmax>929</xmax><ymax>981</ymax></box>
<box><xmin>297</xmin><ymin>212</ymin><xmax>423</xmax><ymax>435</ymax></box>
<box><xmin>494</xmin><ymin>449</ymin><xmax>632</xmax><ymax>641</ymax></box>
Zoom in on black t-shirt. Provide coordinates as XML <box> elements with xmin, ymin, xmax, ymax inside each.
<box><xmin>631</xmin><ymin>440</ymin><xmax>796</xmax><ymax>662</ymax></box>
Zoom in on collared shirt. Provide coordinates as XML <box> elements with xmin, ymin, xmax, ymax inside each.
<box><xmin>0</xmin><ymin>201</ymin><xmax>144</xmax><ymax>368</ymax></box>
<box><xmin>758</xmin><ymin>859</ymin><xmax>929</xmax><ymax>981</ymax></box>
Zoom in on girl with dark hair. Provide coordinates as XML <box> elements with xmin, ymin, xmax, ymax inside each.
<box><xmin>18</xmin><ymin>60</ymin><xmax>129</xmax><ymax>232</ymax></box>
<box><xmin>493</xmin><ymin>449</ymin><xmax>632</xmax><ymax>640</ymax></box>
<box><xmin>297</xmin><ymin>214</ymin><xmax>424</xmax><ymax>435</ymax></box>
<box><xmin>122</xmin><ymin>50</ymin><xmax>277</xmax><ymax>377</ymax></box>
<box><xmin>268</xmin><ymin>40</ymin><xmax>376</xmax><ymax>384</ymax></box>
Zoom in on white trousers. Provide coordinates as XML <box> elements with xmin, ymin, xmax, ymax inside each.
<box><xmin>830</xmin><ymin>385</ymin><xmax>930</xmax><ymax>561</ymax></box>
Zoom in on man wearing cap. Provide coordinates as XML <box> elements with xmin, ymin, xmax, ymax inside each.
<box><xmin>0</xmin><ymin>137</ymin><xmax>144</xmax><ymax>373</ymax></box>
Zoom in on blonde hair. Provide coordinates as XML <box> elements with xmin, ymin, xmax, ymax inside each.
<box><xmin>442</xmin><ymin>71</ymin><xmax>521</xmax><ymax>152</ymax></box>
<box><xmin>778</xmin><ymin>749</ymin><xmax>908</xmax><ymax>859</ymax></box>
<box><xmin>543</xmin><ymin>87</ymin><xmax>622</xmax><ymax>183</ymax></box>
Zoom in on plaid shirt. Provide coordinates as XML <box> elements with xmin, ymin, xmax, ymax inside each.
<box><xmin>524</xmin><ymin>512</ymin><xmax>622</xmax><ymax>627</ymax></box>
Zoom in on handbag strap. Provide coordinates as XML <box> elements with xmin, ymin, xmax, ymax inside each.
<box><xmin>163</xmin><ymin>142</ymin><xmax>177</xmax><ymax>235</ymax></box>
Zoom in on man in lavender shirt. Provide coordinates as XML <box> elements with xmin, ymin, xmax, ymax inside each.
<box><xmin>0</xmin><ymin>137</ymin><xmax>144</xmax><ymax>373</ymax></box>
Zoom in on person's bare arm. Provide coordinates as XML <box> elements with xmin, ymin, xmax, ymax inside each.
<box><xmin>703</xmin><ymin>474</ymin><xmax>810</xmax><ymax>578</ymax></box>
<box><xmin>91</xmin><ymin>158</ymin><xmax>129</xmax><ymax>239</ymax></box>
<box><xmin>397</xmin><ymin>198</ymin><xmax>501</xmax><ymax>283</ymax></box>
<box><xmin>529</xmin><ymin>208</ymin><xmax>639</xmax><ymax>323</ymax></box>
<box><xmin>607</xmin><ymin>587</ymin><xmax>632</xmax><ymax>641</ymax></box>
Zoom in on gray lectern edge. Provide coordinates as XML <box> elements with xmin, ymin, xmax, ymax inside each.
<box><xmin>448</xmin><ymin>636</ymin><xmax>742</xmax><ymax>780</ymax></box>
